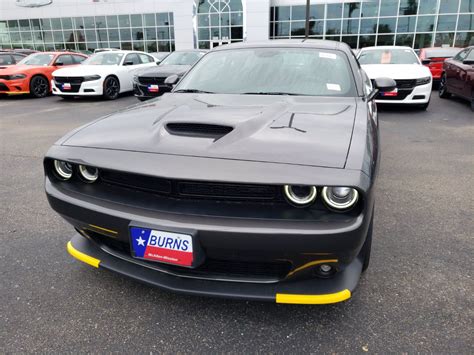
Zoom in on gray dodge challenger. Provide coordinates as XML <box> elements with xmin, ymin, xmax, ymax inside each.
<box><xmin>44</xmin><ymin>40</ymin><xmax>395</xmax><ymax>304</ymax></box>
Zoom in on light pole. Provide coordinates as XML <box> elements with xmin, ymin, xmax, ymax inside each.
<box><xmin>305</xmin><ymin>0</ymin><xmax>310</xmax><ymax>39</ymax></box>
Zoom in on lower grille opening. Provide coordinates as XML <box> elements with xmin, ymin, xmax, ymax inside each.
<box><xmin>85</xmin><ymin>230</ymin><xmax>292</xmax><ymax>282</ymax></box>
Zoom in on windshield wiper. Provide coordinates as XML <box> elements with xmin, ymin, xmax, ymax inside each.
<box><xmin>241</xmin><ymin>92</ymin><xmax>302</xmax><ymax>96</ymax></box>
<box><xmin>174</xmin><ymin>89</ymin><xmax>215</xmax><ymax>94</ymax></box>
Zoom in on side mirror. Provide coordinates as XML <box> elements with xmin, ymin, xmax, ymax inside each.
<box><xmin>123</xmin><ymin>61</ymin><xmax>134</xmax><ymax>66</ymax></box>
<box><xmin>421</xmin><ymin>59</ymin><xmax>431</xmax><ymax>65</ymax></box>
<box><xmin>156</xmin><ymin>60</ymin><xmax>162</xmax><ymax>65</ymax></box>
<box><xmin>463</xmin><ymin>59</ymin><xmax>474</xmax><ymax>65</ymax></box>
<box><xmin>368</xmin><ymin>77</ymin><xmax>397</xmax><ymax>101</ymax></box>
<box><xmin>164</xmin><ymin>74</ymin><xmax>179</xmax><ymax>85</ymax></box>
<box><xmin>55</xmin><ymin>62</ymin><xmax>64</xmax><ymax>66</ymax></box>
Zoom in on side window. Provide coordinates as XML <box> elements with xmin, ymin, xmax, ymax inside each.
<box><xmin>123</xmin><ymin>53</ymin><xmax>140</xmax><ymax>65</ymax></box>
<box><xmin>465</xmin><ymin>50</ymin><xmax>474</xmax><ymax>61</ymax></box>
<box><xmin>55</xmin><ymin>55</ymin><xmax>74</xmax><ymax>66</ymax></box>
<box><xmin>454</xmin><ymin>49</ymin><xmax>469</xmax><ymax>62</ymax></box>
<box><xmin>0</xmin><ymin>54</ymin><xmax>14</xmax><ymax>65</ymax></box>
<box><xmin>138</xmin><ymin>54</ymin><xmax>153</xmax><ymax>63</ymax></box>
<box><xmin>12</xmin><ymin>54</ymin><xmax>25</xmax><ymax>63</ymax></box>
<box><xmin>72</xmin><ymin>55</ymin><xmax>86</xmax><ymax>64</ymax></box>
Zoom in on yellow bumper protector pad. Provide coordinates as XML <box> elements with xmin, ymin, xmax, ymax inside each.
<box><xmin>67</xmin><ymin>241</ymin><xmax>101</xmax><ymax>268</ymax></box>
<box><xmin>276</xmin><ymin>289</ymin><xmax>351</xmax><ymax>305</ymax></box>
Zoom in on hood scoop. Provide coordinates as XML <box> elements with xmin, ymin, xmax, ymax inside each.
<box><xmin>165</xmin><ymin>122</ymin><xmax>233</xmax><ymax>140</ymax></box>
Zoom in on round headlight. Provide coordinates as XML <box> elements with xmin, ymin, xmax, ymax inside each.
<box><xmin>283</xmin><ymin>185</ymin><xmax>317</xmax><ymax>206</ymax></box>
<box><xmin>322</xmin><ymin>186</ymin><xmax>359</xmax><ymax>211</ymax></box>
<box><xmin>78</xmin><ymin>165</ymin><xmax>99</xmax><ymax>183</ymax></box>
<box><xmin>53</xmin><ymin>160</ymin><xmax>73</xmax><ymax>180</ymax></box>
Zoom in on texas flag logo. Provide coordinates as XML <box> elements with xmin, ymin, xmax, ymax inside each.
<box><xmin>130</xmin><ymin>227</ymin><xmax>193</xmax><ymax>266</ymax></box>
<box><xmin>148</xmin><ymin>84</ymin><xmax>159</xmax><ymax>93</ymax></box>
<box><xmin>382</xmin><ymin>88</ymin><xmax>398</xmax><ymax>97</ymax></box>
<box><xmin>62</xmin><ymin>83</ymin><xmax>71</xmax><ymax>90</ymax></box>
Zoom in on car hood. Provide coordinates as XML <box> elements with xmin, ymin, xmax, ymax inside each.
<box><xmin>138</xmin><ymin>65</ymin><xmax>191</xmax><ymax>78</ymax></box>
<box><xmin>61</xmin><ymin>94</ymin><xmax>358</xmax><ymax>169</ymax></box>
<box><xmin>361</xmin><ymin>64</ymin><xmax>432</xmax><ymax>79</ymax></box>
<box><xmin>52</xmin><ymin>65</ymin><xmax>117</xmax><ymax>77</ymax></box>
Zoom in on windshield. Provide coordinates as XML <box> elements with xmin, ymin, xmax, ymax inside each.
<box><xmin>82</xmin><ymin>52</ymin><xmax>124</xmax><ymax>65</ymax></box>
<box><xmin>18</xmin><ymin>53</ymin><xmax>54</xmax><ymax>66</ymax></box>
<box><xmin>175</xmin><ymin>48</ymin><xmax>356</xmax><ymax>97</ymax></box>
<box><xmin>424</xmin><ymin>48</ymin><xmax>461</xmax><ymax>58</ymax></box>
<box><xmin>358</xmin><ymin>48</ymin><xmax>419</xmax><ymax>65</ymax></box>
<box><xmin>161</xmin><ymin>51</ymin><xmax>205</xmax><ymax>66</ymax></box>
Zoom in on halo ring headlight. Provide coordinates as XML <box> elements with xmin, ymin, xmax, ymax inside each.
<box><xmin>53</xmin><ymin>160</ymin><xmax>73</xmax><ymax>180</ymax></box>
<box><xmin>78</xmin><ymin>165</ymin><xmax>99</xmax><ymax>183</ymax></box>
<box><xmin>283</xmin><ymin>185</ymin><xmax>317</xmax><ymax>206</ymax></box>
<box><xmin>322</xmin><ymin>186</ymin><xmax>359</xmax><ymax>211</ymax></box>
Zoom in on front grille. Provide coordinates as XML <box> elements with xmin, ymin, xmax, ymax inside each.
<box><xmin>166</xmin><ymin>123</ymin><xmax>233</xmax><ymax>139</ymax></box>
<box><xmin>54</xmin><ymin>76</ymin><xmax>84</xmax><ymax>84</ymax></box>
<box><xmin>100</xmin><ymin>169</ymin><xmax>280</xmax><ymax>201</ymax></box>
<box><xmin>139</xmin><ymin>76</ymin><xmax>166</xmax><ymax>85</ymax></box>
<box><xmin>87</xmin><ymin>231</ymin><xmax>291</xmax><ymax>282</ymax></box>
<box><xmin>395</xmin><ymin>79</ymin><xmax>416</xmax><ymax>89</ymax></box>
<box><xmin>0</xmin><ymin>83</ymin><xmax>9</xmax><ymax>91</ymax></box>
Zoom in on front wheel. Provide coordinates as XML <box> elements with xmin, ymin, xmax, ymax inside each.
<box><xmin>29</xmin><ymin>76</ymin><xmax>49</xmax><ymax>98</ymax></box>
<box><xmin>102</xmin><ymin>76</ymin><xmax>120</xmax><ymax>100</ymax></box>
<box><xmin>439</xmin><ymin>73</ymin><xmax>451</xmax><ymax>99</ymax></box>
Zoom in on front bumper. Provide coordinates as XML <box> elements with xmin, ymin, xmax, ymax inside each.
<box><xmin>0</xmin><ymin>78</ymin><xmax>29</xmax><ymax>95</ymax></box>
<box><xmin>68</xmin><ymin>232</ymin><xmax>361</xmax><ymax>304</ymax></box>
<box><xmin>376</xmin><ymin>82</ymin><xmax>432</xmax><ymax>104</ymax></box>
<box><xmin>46</xmin><ymin>171</ymin><xmax>372</xmax><ymax>303</ymax></box>
<box><xmin>51</xmin><ymin>79</ymin><xmax>104</xmax><ymax>96</ymax></box>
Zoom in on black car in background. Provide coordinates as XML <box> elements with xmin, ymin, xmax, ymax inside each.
<box><xmin>133</xmin><ymin>50</ymin><xmax>206</xmax><ymax>101</ymax></box>
<box><xmin>0</xmin><ymin>51</ymin><xmax>27</xmax><ymax>67</ymax></box>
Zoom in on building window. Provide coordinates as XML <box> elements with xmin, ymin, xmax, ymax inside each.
<box><xmin>0</xmin><ymin>12</ymin><xmax>175</xmax><ymax>53</ymax></box>
<box><xmin>195</xmin><ymin>0</ymin><xmax>243</xmax><ymax>49</ymax></box>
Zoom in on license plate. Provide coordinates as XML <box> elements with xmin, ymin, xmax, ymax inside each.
<box><xmin>382</xmin><ymin>88</ymin><xmax>398</xmax><ymax>97</ymax></box>
<box><xmin>62</xmin><ymin>83</ymin><xmax>71</xmax><ymax>90</ymax></box>
<box><xmin>130</xmin><ymin>227</ymin><xmax>193</xmax><ymax>266</ymax></box>
<box><xmin>148</xmin><ymin>84</ymin><xmax>159</xmax><ymax>93</ymax></box>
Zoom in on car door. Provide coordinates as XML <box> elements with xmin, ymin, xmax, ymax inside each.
<box><xmin>119</xmin><ymin>53</ymin><xmax>142</xmax><ymax>91</ymax></box>
<box><xmin>459</xmin><ymin>49</ymin><xmax>474</xmax><ymax>100</ymax></box>
<box><xmin>446</xmin><ymin>49</ymin><xmax>469</xmax><ymax>94</ymax></box>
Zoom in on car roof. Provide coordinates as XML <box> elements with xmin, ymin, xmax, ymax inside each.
<box><xmin>210</xmin><ymin>39</ymin><xmax>353</xmax><ymax>55</ymax></box>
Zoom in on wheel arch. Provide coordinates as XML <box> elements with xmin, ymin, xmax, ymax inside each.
<box><xmin>103</xmin><ymin>74</ymin><xmax>121</xmax><ymax>93</ymax></box>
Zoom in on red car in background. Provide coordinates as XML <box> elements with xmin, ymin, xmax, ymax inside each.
<box><xmin>0</xmin><ymin>51</ymin><xmax>87</xmax><ymax>98</ymax></box>
<box><xmin>420</xmin><ymin>47</ymin><xmax>462</xmax><ymax>82</ymax></box>
<box><xmin>439</xmin><ymin>46</ymin><xmax>474</xmax><ymax>111</ymax></box>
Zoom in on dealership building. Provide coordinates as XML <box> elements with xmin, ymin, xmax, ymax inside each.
<box><xmin>0</xmin><ymin>0</ymin><xmax>473</xmax><ymax>53</ymax></box>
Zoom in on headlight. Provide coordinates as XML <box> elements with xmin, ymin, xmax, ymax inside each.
<box><xmin>53</xmin><ymin>160</ymin><xmax>73</xmax><ymax>180</ymax></box>
<box><xmin>283</xmin><ymin>185</ymin><xmax>317</xmax><ymax>207</ymax></box>
<box><xmin>415</xmin><ymin>76</ymin><xmax>431</xmax><ymax>86</ymax></box>
<box><xmin>78</xmin><ymin>165</ymin><xmax>99</xmax><ymax>183</ymax></box>
<box><xmin>7</xmin><ymin>74</ymin><xmax>27</xmax><ymax>80</ymax></box>
<box><xmin>322</xmin><ymin>187</ymin><xmax>359</xmax><ymax>211</ymax></box>
<box><xmin>82</xmin><ymin>75</ymin><xmax>101</xmax><ymax>82</ymax></box>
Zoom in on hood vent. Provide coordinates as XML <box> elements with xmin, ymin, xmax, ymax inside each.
<box><xmin>166</xmin><ymin>123</ymin><xmax>233</xmax><ymax>139</ymax></box>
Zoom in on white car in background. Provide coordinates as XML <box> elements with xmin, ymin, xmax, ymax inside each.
<box><xmin>358</xmin><ymin>46</ymin><xmax>433</xmax><ymax>110</ymax></box>
<box><xmin>51</xmin><ymin>50</ymin><xmax>157</xmax><ymax>100</ymax></box>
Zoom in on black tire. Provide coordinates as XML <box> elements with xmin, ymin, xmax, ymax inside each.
<box><xmin>361</xmin><ymin>213</ymin><xmax>373</xmax><ymax>272</ymax></box>
<box><xmin>59</xmin><ymin>95</ymin><xmax>75</xmax><ymax>100</ymax></box>
<box><xmin>471</xmin><ymin>99</ymin><xmax>474</xmax><ymax>112</ymax></box>
<box><xmin>439</xmin><ymin>73</ymin><xmax>451</xmax><ymax>99</ymax></box>
<box><xmin>102</xmin><ymin>76</ymin><xmax>120</xmax><ymax>100</ymax></box>
<box><xmin>29</xmin><ymin>75</ymin><xmax>49</xmax><ymax>98</ymax></box>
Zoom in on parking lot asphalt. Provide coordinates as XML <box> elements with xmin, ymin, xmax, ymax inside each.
<box><xmin>0</xmin><ymin>92</ymin><xmax>473</xmax><ymax>353</ymax></box>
